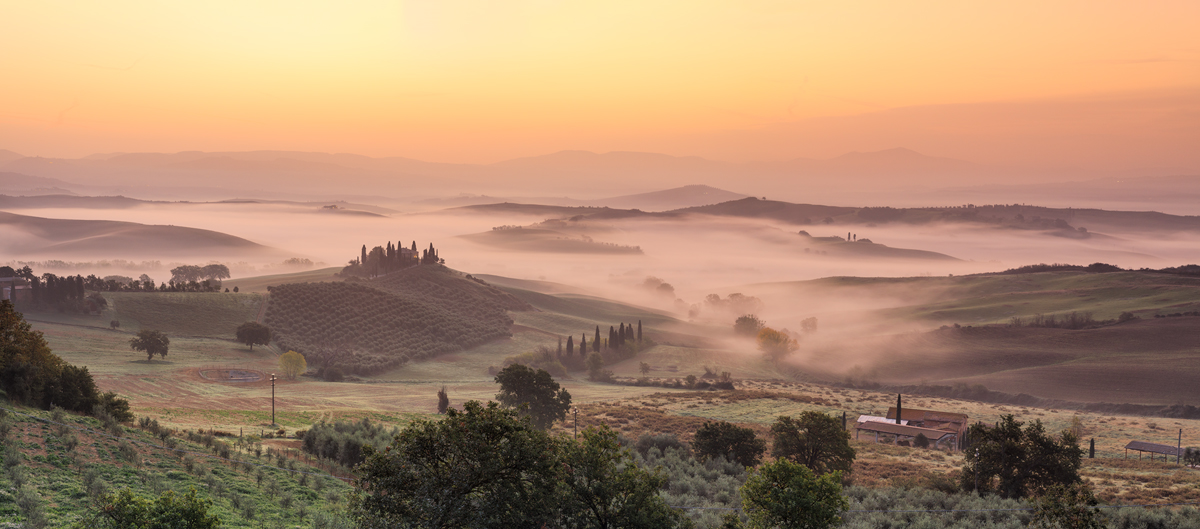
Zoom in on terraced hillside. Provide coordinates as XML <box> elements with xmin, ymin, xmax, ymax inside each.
<box><xmin>368</xmin><ymin>264</ymin><xmax>532</xmax><ymax>313</ymax></box>
<box><xmin>266</xmin><ymin>266</ymin><xmax>529</xmax><ymax>375</ymax></box>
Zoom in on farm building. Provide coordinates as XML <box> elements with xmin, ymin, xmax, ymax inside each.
<box><xmin>855</xmin><ymin>420</ymin><xmax>960</xmax><ymax>450</ymax></box>
<box><xmin>0</xmin><ymin>277</ymin><xmax>32</xmax><ymax>303</ymax></box>
<box><xmin>854</xmin><ymin>406</ymin><xmax>971</xmax><ymax>450</ymax></box>
<box><xmin>1124</xmin><ymin>441</ymin><xmax>1183</xmax><ymax>461</ymax></box>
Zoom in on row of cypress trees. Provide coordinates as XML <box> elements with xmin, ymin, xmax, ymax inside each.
<box><xmin>557</xmin><ymin>320</ymin><xmax>643</xmax><ymax>358</ymax></box>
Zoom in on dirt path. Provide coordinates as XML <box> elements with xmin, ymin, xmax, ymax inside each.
<box><xmin>255</xmin><ymin>293</ymin><xmax>270</xmax><ymax>323</ymax></box>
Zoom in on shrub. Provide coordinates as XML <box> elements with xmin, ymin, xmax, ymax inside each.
<box><xmin>301</xmin><ymin>418</ymin><xmax>399</xmax><ymax>468</ymax></box>
<box><xmin>633</xmin><ymin>432</ymin><xmax>688</xmax><ymax>457</ymax></box>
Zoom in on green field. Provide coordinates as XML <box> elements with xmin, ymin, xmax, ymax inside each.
<box><xmin>778</xmin><ymin>271</ymin><xmax>1200</xmax><ymax>325</ymax></box>
<box><xmin>22</xmin><ymin>291</ymin><xmax>263</xmax><ymax>339</ymax></box>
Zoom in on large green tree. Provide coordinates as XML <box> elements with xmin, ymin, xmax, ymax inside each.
<box><xmin>1</xmin><ymin>300</ymin><xmax>131</xmax><ymax>418</ymax></box>
<box><xmin>771</xmin><ymin>412</ymin><xmax>856</xmax><ymax>475</ymax></box>
<box><xmin>235</xmin><ymin>321</ymin><xmax>271</xmax><ymax>351</ymax></box>
<box><xmin>130</xmin><ymin>330</ymin><xmax>170</xmax><ymax>361</ymax></box>
<box><xmin>693</xmin><ymin>420</ymin><xmax>766</xmax><ymax>467</ymax></box>
<box><xmin>1</xmin><ymin>299</ymin><xmax>65</xmax><ymax>406</ymax></box>
<box><xmin>558</xmin><ymin>426</ymin><xmax>691</xmax><ymax>529</ymax></box>
<box><xmin>351</xmin><ymin>401</ymin><xmax>562</xmax><ymax>528</ymax></box>
<box><xmin>494</xmin><ymin>363</ymin><xmax>572</xmax><ymax>430</ymax></box>
<box><xmin>739</xmin><ymin>459</ymin><xmax>847</xmax><ymax>529</ymax></box>
<box><xmin>961</xmin><ymin>414</ymin><xmax>1084</xmax><ymax>499</ymax></box>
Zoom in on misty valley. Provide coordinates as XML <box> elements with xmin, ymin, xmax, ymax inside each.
<box><xmin>3</xmin><ymin>167</ymin><xmax>1200</xmax><ymax>528</ymax></box>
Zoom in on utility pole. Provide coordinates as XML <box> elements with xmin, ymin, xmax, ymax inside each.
<box><xmin>1179</xmin><ymin>429</ymin><xmax>1183</xmax><ymax>465</ymax></box>
<box><xmin>270</xmin><ymin>373</ymin><xmax>277</xmax><ymax>426</ymax></box>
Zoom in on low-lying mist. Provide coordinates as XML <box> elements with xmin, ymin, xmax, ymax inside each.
<box><xmin>11</xmin><ymin>202</ymin><xmax>1200</xmax><ymax>328</ymax></box>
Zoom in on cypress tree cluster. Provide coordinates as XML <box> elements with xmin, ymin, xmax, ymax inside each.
<box><xmin>344</xmin><ymin>240</ymin><xmax>437</xmax><ymax>277</ymax></box>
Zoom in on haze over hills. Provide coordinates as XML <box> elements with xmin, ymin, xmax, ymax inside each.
<box><xmin>415</xmin><ymin>184</ymin><xmax>747</xmax><ymax>212</ymax></box>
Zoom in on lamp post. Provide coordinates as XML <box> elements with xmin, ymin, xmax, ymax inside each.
<box><xmin>270</xmin><ymin>373</ymin><xmax>277</xmax><ymax>426</ymax></box>
<box><xmin>573</xmin><ymin>407</ymin><xmax>579</xmax><ymax>439</ymax></box>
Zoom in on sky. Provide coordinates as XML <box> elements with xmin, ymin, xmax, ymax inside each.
<box><xmin>1</xmin><ymin>1</ymin><xmax>1198</xmax><ymax>165</ymax></box>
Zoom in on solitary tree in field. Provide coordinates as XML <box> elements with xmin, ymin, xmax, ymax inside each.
<box><xmin>639</xmin><ymin>362</ymin><xmax>651</xmax><ymax>377</ymax></box>
<box><xmin>734</xmin><ymin>314</ymin><xmax>765</xmax><ymax>337</ymax></box>
<box><xmin>279</xmin><ymin>350</ymin><xmax>307</xmax><ymax>379</ymax></box>
<box><xmin>130</xmin><ymin>330</ymin><xmax>170</xmax><ymax>361</ymax></box>
<box><xmin>693</xmin><ymin>420</ymin><xmax>766</xmax><ymax>467</ymax></box>
<box><xmin>757</xmin><ymin>327</ymin><xmax>798</xmax><ymax>364</ymax></box>
<box><xmin>236</xmin><ymin>321</ymin><xmax>271</xmax><ymax>351</ymax></box>
<box><xmin>494</xmin><ymin>364</ymin><xmax>572</xmax><ymax>430</ymax></box>
<box><xmin>437</xmin><ymin>386</ymin><xmax>449</xmax><ymax>414</ymax></box>
<box><xmin>771</xmin><ymin>412</ymin><xmax>856</xmax><ymax>475</ymax></box>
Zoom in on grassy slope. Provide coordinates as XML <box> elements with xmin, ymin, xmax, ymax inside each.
<box><xmin>754</xmin><ymin>270</ymin><xmax>1200</xmax><ymax>325</ymax></box>
<box><xmin>224</xmin><ymin>267</ymin><xmax>343</xmax><ymax>294</ymax></box>
<box><xmin>0</xmin><ymin>404</ymin><xmax>353</xmax><ymax>527</ymax></box>
<box><xmin>20</xmin><ymin>292</ymin><xmax>263</xmax><ymax>339</ymax></box>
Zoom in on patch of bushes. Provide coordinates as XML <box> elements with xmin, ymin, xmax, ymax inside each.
<box><xmin>300</xmin><ymin>418</ymin><xmax>399</xmax><ymax>468</ymax></box>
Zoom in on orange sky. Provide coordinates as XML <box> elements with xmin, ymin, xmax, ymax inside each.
<box><xmin>1</xmin><ymin>1</ymin><xmax>1198</xmax><ymax>163</ymax></box>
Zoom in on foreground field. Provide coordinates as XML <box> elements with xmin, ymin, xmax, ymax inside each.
<box><xmin>13</xmin><ymin>266</ymin><xmax>1200</xmax><ymax>527</ymax></box>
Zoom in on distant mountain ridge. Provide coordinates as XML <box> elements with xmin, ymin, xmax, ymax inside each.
<box><xmin>0</xmin><ymin>147</ymin><xmax>1012</xmax><ymax>198</ymax></box>
<box><xmin>456</xmin><ymin>196</ymin><xmax>1200</xmax><ymax>235</ymax></box>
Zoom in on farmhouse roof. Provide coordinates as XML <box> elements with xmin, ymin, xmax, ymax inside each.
<box><xmin>886</xmin><ymin>407</ymin><xmax>968</xmax><ymax>424</ymax></box>
<box><xmin>854</xmin><ymin>421</ymin><xmax>956</xmax><ymax>440</ymax></box>
<box><xmin>1125</xmin><ymin>441</ymin><xmax>1183</xmax><ymax>457</ymax></box>
<box><xmin>857</xmin><ymin>415</ymin><xmax>908</xmax><ymax>426</ymax></box>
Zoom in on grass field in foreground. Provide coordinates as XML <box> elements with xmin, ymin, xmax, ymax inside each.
<box><xmin>0</xmin><ymin>404</ymin><xmax>352</xmax><ymax>527</ymax></box>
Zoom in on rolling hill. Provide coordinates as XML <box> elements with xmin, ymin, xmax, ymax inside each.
<box><xmin>264</xmin><ymin>265</ymin><xmax>531</xmax><ymax>374</ymax></box>
<box><xmin>0</xmin><ymin>210</ymin><xmax>273</xmax><ymax>258</ymax></box>
<box><xmin>460</xmin><ymin>227</ymin><xmax>644</xmax><ymax>255</ymax></box>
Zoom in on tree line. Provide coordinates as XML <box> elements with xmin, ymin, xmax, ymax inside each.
<box><xmin>0</xmin><ymin>300</ymin><xmax>132</xmax><ymax>420</ymax></box>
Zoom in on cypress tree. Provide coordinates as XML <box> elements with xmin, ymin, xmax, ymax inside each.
<box><xmin>580</xmin><ymin>334</ymin><xmax>587</xmax><ymax>355</ymax></box>
<box><xmin>609</xmin><ymin>326</ymin><xmax>615</xmax><ymax>348</ymax></box>
<box><xmin>594</xmin><ymin>326</ymin><xmax>601</xmax><ymax>349</ymax></box>
<box><xmin>557</xmin><ymin>337</ymin><xmax>563</xmax><ymax>356</ymax></box>
<box><xmin>566</xmin><ymin>336</ymin><xmax>574</xmax><ymax>356</ymax></box>
<box><xmin>361</xmin><ymin>245</ymin><xmax>367</xmax><ymax>266</ymax></box>
<box><xmin>637</xmin><ymin>320</ymin><xmax>643</xmax><ymax>342</ymax></box>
